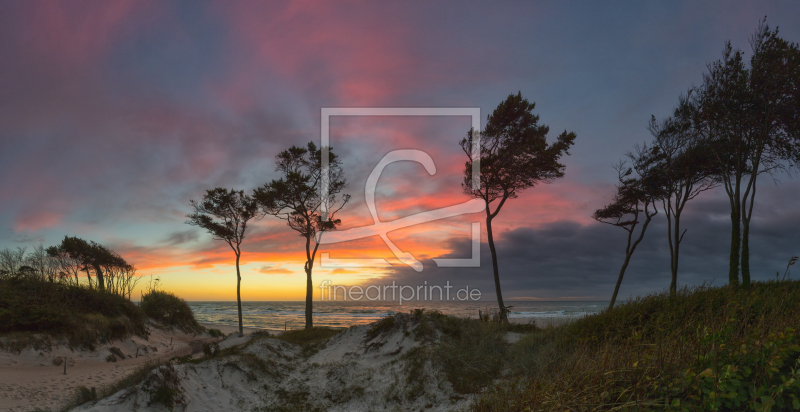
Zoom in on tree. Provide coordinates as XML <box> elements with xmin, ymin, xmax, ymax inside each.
<box><xmin>594</xmin><ymin>147</ymin><xmax>665</xmax><ymax>310</ymax></box>
<box><xmin>187</xmin><ymin>188</ymin><xmax>257</xmax><ymax>337</ymax></box>
<box><xmin>25</xmin><ymin>244</ymin><xmax>59</xmax><ymax>282</ymax></box>
<box><xmin>691</xmin><ymin>21</ymin><xmax>800</xmax><ymax>286</ymax></box>
<box><xmin>46</xmin><ymin>244</ymin><xmax>84</xmax><ymax>286</ymax></box>
<box><xmin>254</xmin><ymin>142</ymin><xmax>350</xmax><ymax>329</ymax></box>
<box><xmin>53</xmin><ymin>236</ymin><xmax>129</xmax><ymax>292</ymax></box>
<box><xmin>460</xmin><ymin>92</ymin><xmax>576</xmax><ymax>322</ymax></box>
<box><xmin>0</xmin><ymin>247</ymin><xmax>27</xmax><ymax>279</ymax></box>
<box><xmin>648</xmin><ymin>107</ymin><xmax>718</xmax><ymax>297</ymax></box>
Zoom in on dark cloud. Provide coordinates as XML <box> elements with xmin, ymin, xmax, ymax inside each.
<box><xmin>373</xmin><ymin>183</ymin><xmax>800</xmax><ymax>301</ymax></box>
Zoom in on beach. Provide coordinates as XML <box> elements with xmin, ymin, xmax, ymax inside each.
<box><xmin>0</xmin><ymin>323</ymin><xmax>255</xmax><ymax>412</ymax></box>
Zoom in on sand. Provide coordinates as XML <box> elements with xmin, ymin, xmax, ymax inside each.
<box><xmin>68</xmin><ymin>314</ymin><xmax>475</xmax><ymax>412</ymax></box>
<box><xmin>0</xmin><ymin>323</ymin><xmax>255</xmax><ymax>412</ymax></box>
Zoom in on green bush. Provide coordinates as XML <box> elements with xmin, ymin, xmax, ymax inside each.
<box><xmin>0</xmin><ymin>277</ymin><xmax>147</xmax><ymax>350</ymax></box>
<box><xmin>140</xmin><ymin>290</ymin><xmax>202</xmax><ymax>334</ymax></box>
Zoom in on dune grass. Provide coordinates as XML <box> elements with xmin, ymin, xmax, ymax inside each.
<box><xmin>470</xmin><ymin>280</ymin><xmax>800</xmax><ymax>411</ymax></box>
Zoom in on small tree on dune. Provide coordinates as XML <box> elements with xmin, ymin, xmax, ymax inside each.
<box><xmin>461</xmin><ymin>92</ymin><xmax>576</xmax><ymax>323</ymax></box>
<box><xmin>187</xmin><ymin>188</ymin><xmax>257</xmax><ymax>337</ymax></box>
<box><xmin>594</xmin><ymin>147</ymin><xmax>666</xmax><ymax>310</ymax></box>
<box><xmin>648</xmin><ymin>105</ymin><xmax>719</xmax><ymax>298</ymax></box>
<box><xmin>254</xmin><ymin>142</ymin><xmax>350</xmax><ymax>330</ymax></box>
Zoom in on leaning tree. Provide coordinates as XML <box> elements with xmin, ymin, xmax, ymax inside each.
<box><xmin>254</xmin><ymin>142</ymin><xmax>350</xmax><ymax>329</ymax></box>
<box><xmin>594</xmin><ymin>146</ymin><xmax>666</xmax><ymax>310</ymax></box>
<box><xmin>187</xmin><ymin>188</ymin><xmax>257</xmax><ymax>337</ymax></box>
<box><xmin>461</xmin><ymin>92</ymin><xmax>576</xmax><ymax>322</ymax></box>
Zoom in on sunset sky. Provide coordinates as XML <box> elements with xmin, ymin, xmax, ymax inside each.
<box><xmin>1</xmin><ymin>1</ymin><xmax>799</xmax><ymax>301</ymax></box>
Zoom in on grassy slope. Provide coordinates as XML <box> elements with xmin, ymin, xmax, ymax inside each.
<box><xmin>0</xmin><ymin>277</ymin><xmax>148</xmax><ymax>350</ymax></box>
<box><xmin>472</xmin><ymin>280</ymin><xmax>800</xmax><ymax>411</ymax></box>
<box><xmin>0</xmin><ymin>278</ymin><xmax>205</xmax><ymax>351</ymax></box>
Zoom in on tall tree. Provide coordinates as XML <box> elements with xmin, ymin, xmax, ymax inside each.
<box><xmin>648</xmin><ymin>106</ymin><xmax>718</xmax><ymax>297</ymax></box>
<box><xmin>254</xmin><ymin>142</ymin><xmax>350</xmax><ymax>329</ymax></box>
<box><xmin>187</xmin><ymin>188</ymin><xmax>257</xmax><ymax>337</ymax></box>
<box><xmin>593</xmin><ymin>148</ymin><xmax>665</xmax><ymax>310</ymax></box>
<box><xmin>461</xmin><ymin>92</ymin><xmax>576</xmax><ymax>322</ymax></box>
<box><xmin>691</xmin><ymin>21</ymin><xmax>800</xmax><ymax>286</ymax></box>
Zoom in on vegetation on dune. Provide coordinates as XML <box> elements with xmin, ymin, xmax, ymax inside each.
<box><xmin>0</xmin><ymin>276</ymin><xmax>147</xmax><ymax>350</ymax></box>
<box><xmin>0</xmin><ymin>243</ymin><xmax>205</xmax><ymax>350</ymax></box>
<box><xmin>471</xmin><ymin>280</ymin><xmax>800</xmax><ymax>411</ymax></box>
<box><xmin>140</xmin><ymin>277</ymin><xmax>204</xmax><ymax>334</ymax></box>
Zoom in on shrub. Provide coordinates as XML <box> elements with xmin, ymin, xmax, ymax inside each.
<box><xmin>0</xmin><ymin>277</ymin><xmax>147</xmax><ymax>350</ymax></box>
<box><xmin>140</xmin><ymin>289</ymin><xmax>202</xmax><ymax>334</ymax></box>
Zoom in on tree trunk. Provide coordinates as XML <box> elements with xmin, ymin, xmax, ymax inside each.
<box><xmin>305</xmin><ymin>267</ymin><xmax>313</xmax><ymax>329</ymax></box>
<box><xmin>609</xmin><ymin>253</ymin><xmax>633</xmax><ymax>311</ymax></box>
<box><xmin>670</xmin><ymin>214</ymin><xmax>681</xmax><ymax>297</ymax></box>
<box><xmin>741</xmin><ymin>217</ymin><xmax>751</xmax><ymax>287</ymax></box>
<box><xmin>486</xmin><ymin>213</ymin><xmax>507</xmax><ymax>323</ymax></box>
<box><xmin>236</xmin><ymin>252</ymin><xmax>243</xmax><ymax>337</ymax></box>
<box><xmin>728</xmin><ymin>204</ymin><xmax>741</xmax><ymax>286</ymax></box>
<box><xmin>93</xmin><ymin>264</ymin><xmax>105</xmax><ymax>293</ymax></box>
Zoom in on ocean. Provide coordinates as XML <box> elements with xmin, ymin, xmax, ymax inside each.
<box><xmin>188</xmin><ymin>300</ymin><xmax>608</xmax><ymax>330</ymax></box>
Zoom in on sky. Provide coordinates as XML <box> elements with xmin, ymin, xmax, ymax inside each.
<box><xmin>1</xmin><ymin>1</ymin><xmax>799</xmax><ymax>302</ymax></box>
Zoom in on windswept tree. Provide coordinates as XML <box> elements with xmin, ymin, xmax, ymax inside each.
<box><xmin>46</xmin><ymin>244</ymin><xmax>84</xmax><ymax>286</ymax></box>
<box><xmin>461</xmin><ymin>92</ymin><xmax>576</xmax><ymax>322</ymax></box>
<box><xmin>53</xmin><ymin>236</ymin><xmax>129</xmax><ymax>292</ymax></box>
<box><xmin>690</xmin><ymin>21</ymin><xmax>800</xmax><ymax>286</ymax></box>
<box><xmin>594</xmin><ymin>147</ymin><xmax>666</xmax><ymax>310</ymax></box>
<box><xmin>648</xmin><ymin>107</ymin><xmax>718</xmax><ymax>297</ymax></box>
<box><xmin>187</xmin><ymin>188</ymin><xmax>257</xmax><ymax>337</ymax></box>
<box><xmin>254</xmin><ymin>142</ymin><xmax>350</xmax><ymax>329</ymax></box>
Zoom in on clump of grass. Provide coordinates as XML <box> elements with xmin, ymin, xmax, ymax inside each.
<box><xmin>207</xmin><ymin>328</ymin><xmax>224</xmax><ymax>338</ymax></box>
<box><xmin>274</xmin><ymin>327</ymin><xmax>342</xmax><ymax>357</ymax></box>
<box><xmin>0</xmin><ymin>277</ymin><xmax>147</xmax><ymax>350</ymax></box>
<box><xmin>276</xmin><ymin>327</ymin><xmax>341</xmax><ymax>346</ymax></box>
<box><xmin>139</xmin><ymin>281</ymin><xmax>203</xmax><ymax>334</ymax></box>
<box><xmin>471</xmin><ymin>280</ymin><xmax>800</xmax><ymax>411</ymax></box>
<box><xmin>144</xmin><ymin>363</ymin><xmax>185</xmax><ymax>411</ymax></box>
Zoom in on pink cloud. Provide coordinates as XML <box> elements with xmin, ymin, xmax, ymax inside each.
<box><xmin>15</xmin><ymin>210</ymin><xmax>64</xmax><ymax>233</ymax></box>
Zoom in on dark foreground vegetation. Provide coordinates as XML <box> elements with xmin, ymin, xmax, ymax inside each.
<box><xmin>0</xmin><ymin>276</ymin><xmax>203</xmax><ymax>351</ymax></box>
<box><xmin>139</xmin><ymin>278</ymin><xmax>203</xmax><ymax>334</ymax></box>
<box><xmin>467</xmin><ymin>280</ymin><xmax>800</xmax><ymax>411</ymax></box>
<box><xmin>0</xmin><ymin>277</ymin><xmax>148</xmax><ymax>351</ymax></box>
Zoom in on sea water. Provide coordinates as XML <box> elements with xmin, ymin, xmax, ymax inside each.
<box><xmin>188</xmin><ymin>300</ymin><xmax>607</xmax><ymax>330</ymax></box>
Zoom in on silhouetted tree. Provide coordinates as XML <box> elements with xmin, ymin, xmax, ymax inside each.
<box><xmin>254</xmin><ymin>142</ymin><xmax>350</xmax><ymax>329</ymax></box>
<box><xmin>461</xmin><ymin>92</ymin><xmax>576</xmax><ymax>322</ymax></box>
<box><xmin>689</xmin><ymin>20</ymin><xmax>800</xmax><ymax>286</ymax></box>
<box><xmin>46</xmin><ymin>244</ymin><xmax>83</xmax><ymax>286</ymax></box>
<box><xmin>187</xmin><ymin>188</ymin><xmax>257</xmax><ymax>337</ymax></box>
<box><xmin>594</xmin><ymin>147</ymin><xmax>666</xmax><ymax>310</ymax></box>
<box><xmin>0</xmin><ymin>247</ymin><xmax>27</xmax><ymax>279</ymax></box>
<box><xmin>648</xmin><ymin>108</ymin><xmax>718</xmax><ymax>297</ymax></box>
<box><xmin>25</xmin><ymin>244</ymin><xmax>59</xmax><ymax>282</ymax></box>
<box><xmin>54</xmin><ymin>236</ymin><xmax>128</xmax><ymax>292</ymax></box>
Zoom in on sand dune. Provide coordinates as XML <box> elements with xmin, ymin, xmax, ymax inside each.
<box><xmin>0</xmin><ymin>323</ymin><xmax>253</xmax><ymax>412</ymax></box>
<box><xmin>70</xmin><ymin>315</ymin><xmax>472</xmax><ymax>412</ymax></box>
